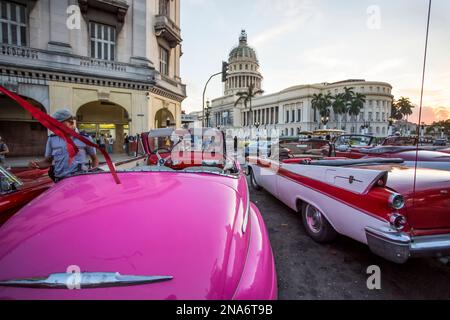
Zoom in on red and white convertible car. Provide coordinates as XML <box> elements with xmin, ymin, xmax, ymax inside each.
<box><xmin>331</xmin><ymin>134</ymin><xmax>450</xmax><ymax>170</ymax></box>
<box><xmin>247</xmin><ymin>153</ymin><xmax>450</xmax><ymax>264</ymax></box>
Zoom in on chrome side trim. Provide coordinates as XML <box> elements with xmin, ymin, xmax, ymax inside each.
<box><xmin>366</xmin><ymin>226</ymin><xmax>450</xmax><ymax>263</ymax></box>
<box><xmin>242</xmin><ymin>176</ymin><xmax>251</xmax><ymax>233</ymax></box>
<box><xmin>0</xmin><ymin>272</ymin><xmax>173</xmax><ymax>289</ymax></box>
<box><xmin>365</xmin><ymin>226</ymin><xmax>411</xmax><ymax>244</ymax></box>
<box><xmin>410</xmin><ymin>234</ymin><xmax>450</xmax><ymax>257</ymax></box>
<box><xmin>365</xmin><ymin>226</ymin><xmax>411</xmax><ymax>263</ymax></box>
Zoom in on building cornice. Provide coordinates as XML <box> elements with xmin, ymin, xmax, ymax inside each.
<box><xmin>0</xmin><ymin>44</ymin><xmax>157</xmax><ymax>89</ymax></box>
<box><xmin>0</xmin><ymin>65</ymin><xmax>154</xmax><ymax>91</ymax></box>
<box><xmin>150</xmin><ymin>85</ymin><xmax>186</xmax><ymax>103</ymax></box>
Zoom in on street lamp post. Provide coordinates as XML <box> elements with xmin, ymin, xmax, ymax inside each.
<box><xmin>202</xmin><ymin>71</ymin><xmax>222</xmax><ymax>127</ymax></box>
<box><xmin>361</xmin><ymin>121</ymin><xmax>370</xmax><ymax>135</ymax></box>
<box><xmin>388</xmin><ymin>117</ymin><xmax>394</xmax><ymax>136</ymax></box>
<box><xmin>205</xmin><ymin>100</ymin><xmax>211</xmax><ymax>128</ymax></box>
<box><xmin>254</xmin><ymin>121</ymin><xmax>261</xmax><ymax>156</ymax></box>
<box><xmin>420</xmin><ymin>122</ymin><xmax>425</xmax><ymax>145</ymax></box>
<box><xmin>320</xmin><ymin>114</ymin><xmax>329</xmax><ymax>130</ymax></box>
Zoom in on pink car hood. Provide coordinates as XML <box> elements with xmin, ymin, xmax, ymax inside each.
<box><xmin>0</xmin><ymin>172</ymin><xmax>249</xmax><ymax>300</ymax></box>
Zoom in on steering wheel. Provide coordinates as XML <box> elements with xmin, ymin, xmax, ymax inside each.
<box><xmin>154</xmin><ymin>148</ymin><xmax>172</xmax><ymax>166</ymax></box>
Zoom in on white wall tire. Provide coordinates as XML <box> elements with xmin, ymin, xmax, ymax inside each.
<box><xmin>301</xmin><ymin>203</ymin><xmax>337</xmax><ymax>243</ymax></box>
<box><xmin>249</xmin><ymin>168</ymin><xmax>262</xmax><ymax>191</ymax></box>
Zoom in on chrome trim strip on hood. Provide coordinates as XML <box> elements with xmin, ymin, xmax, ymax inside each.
<box><xmin>0</xmin><ymin>272</ymin><xmax>173</xmax><ymax>289</ymax></box>
<box><xmin>242</xmin><ymin>176</ymin><xmax>251</xmax><ymax>233</ymax></box>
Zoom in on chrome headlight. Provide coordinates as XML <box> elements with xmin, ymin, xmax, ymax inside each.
<box><xmin>389</xmin><ymin>213</ymin><xmax>407</xmax><ymax>231</ymax></box>
<box><xmin>389</xmin><ymin>193</ymin><xmax>405</xmax><ymax>210</ymax></box>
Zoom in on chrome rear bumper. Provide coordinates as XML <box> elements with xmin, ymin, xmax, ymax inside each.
<box><xmin>365</xmin><ymin>226</ymin><xmax>450</xmax><ymax>264</ymax></box>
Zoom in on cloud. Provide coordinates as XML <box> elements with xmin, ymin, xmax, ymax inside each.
<box><xmin>252</xmin><ymin>0</ymin><xmax>319</xmax><ymax>18</ymax></box>
<box><xmin>252</xmin><ymin>20</ymin><xmax>301</xmax><ymax>47</ymax></box>
<box><xmin>366</xmin><ymin>58</ymin><xmax>406</xmax><ymax>77</ymax></box>
<box><xmin>410</xmin><ymin>106</ymin><xmax>450</xmax><ymax>124</ymax></box>
<box><xmin>183</xmin><ymin>0</ymin><xmax>208</xmax><ymax>6</ymax></box>
<box><xmin>251</xmin><ymin>0</ymin><xmax>321</xmax><ymax>47</ymax></box>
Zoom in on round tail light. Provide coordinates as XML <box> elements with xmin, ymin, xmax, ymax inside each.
<box><xmin>390</xmin><ymin>213</ymin><xmax>407</xmax><ymax>230</ymax></box>
<box><xmin>389</xmin><ymin>193</ymin><xmax>405</xmax><ymax>210</ymax></box>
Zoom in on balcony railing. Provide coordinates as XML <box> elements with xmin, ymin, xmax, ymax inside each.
<box><xmin>80</xmin><ymin>57</ymin><xmax>127</xmax><ymax>72</ymax></box>
<box><xmin>0</xmin><ymin>44</ymin><xmax>38</xmax><ymax>60</ymax></box>
<box><xmin>154</xmin><ymin>15</ymin><xmax>182</xmax><ymax>48</ymax></box>
<box><xmin>0</xmin><ymin>44</ymin><xmax>154</xmax><ymax>85</ymax></box>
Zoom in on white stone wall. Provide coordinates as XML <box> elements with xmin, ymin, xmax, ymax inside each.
<box><xmin>211</xmin><ymin>80</ymin><xmax>393</xmax><ymax>137</ymax></box>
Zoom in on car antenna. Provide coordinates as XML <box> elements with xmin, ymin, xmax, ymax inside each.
<box><xmin>412</xmin><ymin>0</ymin><xmax>432</xmax><ymax>205</ymax></box>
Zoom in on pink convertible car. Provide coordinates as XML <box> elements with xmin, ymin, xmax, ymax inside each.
<box><xmin>0</xmin><ymin>128</ymin><xmax>277</xmax><ymax>300</ymax></box>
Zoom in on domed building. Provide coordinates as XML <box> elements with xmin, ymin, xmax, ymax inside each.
<box><xmin>224</xmin><ymin>30</ymin><xmax>263</xmax><ymax>96</ymax></box>
<box><xmin>209</xmin><ymin>31</ymin><xmax>393</xmax><ymax>137</ymax></box>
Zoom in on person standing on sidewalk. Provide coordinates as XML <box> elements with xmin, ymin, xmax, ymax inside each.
<box><xmin>124</xmin><ymin>133</ymin><xmax>129</xmax><ymax>155</ymax></box>
<box><xmin>29</xmin><ymin>109</ymin><xmax>99</xmax><ymax>182</ymax></box>
<box><xmin>107</xmin><ymin>135</ymin><xmax>114</xmax><ymax>154</ymax></box>
<box><xmin>0</xmin><ymin>136</ymin><xmax>9</xmax><ymax>168</ymax></box>
<box><xmin>99</xmin><ymin>134</ymin><xmax>106</xmax><ymax>150</ymax></box>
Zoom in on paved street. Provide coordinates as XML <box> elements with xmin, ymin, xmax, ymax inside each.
<box><xmin>248</xmin><ymin>177</ymin><xmax>450</xmax><ymax>300</ymax></box>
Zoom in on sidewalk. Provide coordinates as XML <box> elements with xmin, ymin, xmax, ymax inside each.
<box><xmin>5</xmin><ymin>153</ymin><xmax>134</xmax><ymax>168</ymax></box>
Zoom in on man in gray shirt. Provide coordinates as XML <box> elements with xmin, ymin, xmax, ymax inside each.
<box><xmin>29</xmin><ymin>109</ymin><xmax>99</xmax><ymax>181</ymax></box>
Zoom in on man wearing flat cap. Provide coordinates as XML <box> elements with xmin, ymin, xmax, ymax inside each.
<box><xmin>29</xmin><ymin>108</ymin><xmax>99</xmax><ymax>181</ymax></box>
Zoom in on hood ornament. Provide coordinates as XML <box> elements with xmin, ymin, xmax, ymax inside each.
<box><xmin>0</xmin><ymin>272</ymin><xmax>173</xmax><ymax>289</ymax></box>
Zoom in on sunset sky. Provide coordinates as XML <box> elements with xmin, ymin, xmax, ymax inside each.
<box><xmin>180</xmin><ymin>0</ymin><xmax>450</xmax><ymax>124</ymax></box>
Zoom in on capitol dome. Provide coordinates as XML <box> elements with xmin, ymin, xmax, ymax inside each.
<box><xmin>224</xmin><ymin>30</ymin><xmax>263</xmax><ymax>96</ymax></box>
<box><xmin>228</xmin><ymin>31</ymin><xmax>258</xmax><ymax>61</ymax></box>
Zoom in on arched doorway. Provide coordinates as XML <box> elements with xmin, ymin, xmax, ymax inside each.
<box><xmin>76</xmin><ymin>101</ymin><xmax>130</xmax><ymax>154</ymax></box>
<box><xmin>0</xmin><ymin>94</ymin><xmax>47</xmax><ymax>157</ymax></box>
<box><xmin>155</xmin><ymin>108</ymin><xmax>175</xmax><ymax>128</ymax></box>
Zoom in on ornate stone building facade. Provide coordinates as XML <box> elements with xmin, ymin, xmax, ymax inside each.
<box><xmin>0</xmin><ymin>0</ymin><xmax>186</xmax><ymax>156</ymax></box>
<box><xmin>210</xmin><ymin>31</ymin><xmax>393</xmax><ymax>137</ymax></box>
<box><xmin>224</xmin><ymin>30</ymin><xmax>262</xmax><ymax>97</ymax></box>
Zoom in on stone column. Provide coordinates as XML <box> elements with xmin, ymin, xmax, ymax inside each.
<box><xmin>130</xmin><ymin>0</ymin><xmax>153</xmax><ymax>66</ymax></box>
<box><xmin>114</xmin><ymin>124</ymin><xmax>124</xmax><ymax>153</ymax></box>
<box><xmin>48</xmin><ymin>0</ymin><xmax>72</xmax><ymax>53</ymax></box>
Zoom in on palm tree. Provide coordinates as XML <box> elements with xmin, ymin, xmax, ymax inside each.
<box><xmin>312</xmin><ymin>93</ymin><xmax>333</xmax><ymax>128</ymax></box>
<box><xmin>348</xmin><ymin>93</ymin><xmax>366</xmax><ymax>117</ymax></box>
<box><xmin>348</xmin><ymin>93</ymin><xmax>366</xmax><ymax>131</ymax></box>
<box><xmin>342</xmin><ymin>87</ymin><xmax>355</xmax><ymax>104</ymax></box>
<box><xmin>311</xmin><ymin>93</ymin><xmax>323</xmax><ymax>123</ymax></box>
<box><xmin>234</xmin><ymin>83</ymin><xmax>264</xmax><ymax>127</ymax></box>
<box><xmin>391</xmin><ymin>101</ymin><xmax>403</xmax><ymax>120</ymax></box>
<box><xmin>332</xmin><ymin>93</ymin><xmax>346</xmax><ymax>129</ymax></box>
<box><xmin>321</xmin><ymin>93</ymin><xmax>333</xmax><ymax>128</ymax></box>
<box><xmin>341</xmin><ymin>87</ymin><xmax>355</xmax><ymax>127</ymax></box>
<box><xmin>396</xmin><ymin>97</ymin><xmax>414</xmax><ymax>121</ymax></box>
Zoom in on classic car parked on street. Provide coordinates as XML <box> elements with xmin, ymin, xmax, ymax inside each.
<box><xmin>433</xmin><ymin>139</ymin><xmax>447</xmax><ymax>146</ymax></box>
<box><xmin>0</xmin><ymin>127</ymin><xmax>277</xmax><ymax>300</ymax></box>
<box><xmin>0</xmin><ymin>166</ymin><xmax>53</xmax><ymax>226</ymax></box>
<box><xmin>247</xmin><ymin>153</ymin><xmax>450</xmax><ymax>264</ymax></box>
<box><xmin>331</xmin><ymin>134</ymin><xmax>450</xmax><ymax>170</ymax></box>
